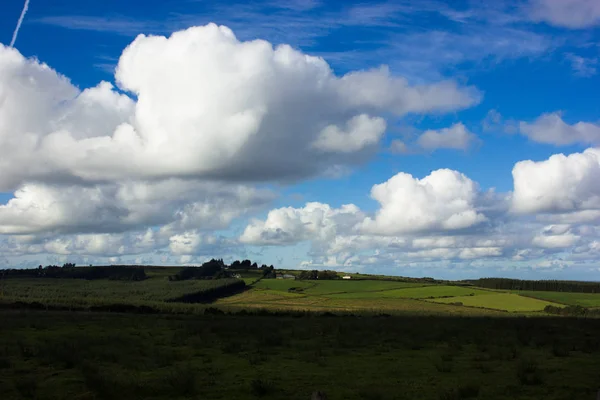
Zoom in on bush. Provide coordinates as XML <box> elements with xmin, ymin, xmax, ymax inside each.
<box><xmin>552</xmin><ymin>341</ymin><xmax>570</xmax><ymax>357</ymax></box>
<box><xmin>165</xmin><ymin>363</ymin><xmax>198</xmax><ymax>396</ymax></box>
<box><xmin>250</xmin><ymin>378</ymin><xmax>274</xmax><ymax>397</ymax></box>
<box><xmin>438</xmin><ymin>384</ymin><xmax>479</xmax><ymax>400</ymax></box>
<box><xmin>516</xmin><ymin>359</ymin><xmax>542</xmax><ymax>385</ymax></box>
<box><xmin>435</xmin><ymin>360</ymin><xmax>453</xmax><ymax>373</ymax></box>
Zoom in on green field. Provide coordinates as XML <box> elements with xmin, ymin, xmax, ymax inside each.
<box><xmin>515</xmin><ymin>291</ymin><xmax>600</xmax><ymax>307</ymax></box>
<box><xmin>0</xmin><ymin>277</ymin><xmax>242</xmax><ymax>312</ymax></box>
<box><xmin>430</xmin><ymin>293</ymin><xmax>560</xmax><ymax>312</ymax></box>
<box><xmin>2</xmin><ymin>267</ymin><xmax>600</xmax><ymax>399</ymax></box>
<box><xmin>327</xmin><ymin>284</ymin><xmax>492</xmax><ymax>299</ymax></box>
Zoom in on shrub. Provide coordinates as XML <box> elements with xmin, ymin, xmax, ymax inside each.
<box><xmin>358</xmin><ymin>387</ymin><xmax>383</xmax><ymax>400</ymax></box>
<box><xmin>165</xmin><ymin>363</ymin><xmax>198</xmax><ymax>396</ymax></box>
<box><xmin>14</xmin><ymin>376</ymin><xmax>37</xmax><ymax>398</ymax></box>
<box><xmin>516</xmin><ymin>359</ymin><xmax>542</xmax><ymax>385</ymax></box>
<box><xmin>458</xmin><ymin>383</ymin><xmax>480</xmax><ymax>398</ymax></box>
<box><xmin>250</xmin><ymin>378</ymin><xmax>274</xmax><ymax>397</ymax></box>
<box><xmin>435</xmin><ymin>360</ymin><xmax>453</xmax><ymax>373</ymax></box>
<box><xmin>438</xmin><ymin>384</ymin><xmax>479</xmax><ymax>400</ymax></box>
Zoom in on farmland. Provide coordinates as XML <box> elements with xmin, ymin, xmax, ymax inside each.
<box><xmin>515</xmin><ymin>291</ymin><xmax>600</xmax><ymax>308</ymax></box>
<box><xmin>220</xmin><ymin>279</ymin><xmax>571</xmax><ymax>313</ymax></box>
<box><xmin>2</xmin><ymin>266</ymin><xmax>600</xmax><ymax>399</ymax></box>
<box><xmin>0</xmin><ymin>276</ymin><xmax>244</xmax><ymax>313</ymax></box>
<box><xmin>430</xmin><ymin>293</ymin><xmax>559</xmax><ymax>312</ymax></box>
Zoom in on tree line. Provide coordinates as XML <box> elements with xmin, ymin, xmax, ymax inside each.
<box><xmin>169</xmin><ymin>259</ymin><xmax>275</xmax><ymax>281</ymax></box>
<box><xmin>1</xmin><ymin>264</ymin><xmax>147</xmax><ymax>281</ymax></box>
<box><xmin>298</xmin><ymin>270</ymin><xmax>340</xmax><ymax>280</ymax></box>
<box><xmin>470</xmin><ymin>278</ymin><xmax>600</xmax><ymax>293</ymax></box>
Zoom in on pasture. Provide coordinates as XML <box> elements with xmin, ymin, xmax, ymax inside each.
<box><xmin>430</xmin><ymin>293</ymin><xmax>560</xmax><ymax>312</ymax></box>
<box><xmin>0</xmin><ymin>276</ymin><xmax>242</xmax><ymax>312</ymax></box>
<box><xmin>2</xmin><ymin>267</ymin><xmax>600</xmax><ymax>399</ymax></box>
<box><xmin>515</xmin><ymin>291</ymin><xmax>600</xmax><ymax>308</ymax></box>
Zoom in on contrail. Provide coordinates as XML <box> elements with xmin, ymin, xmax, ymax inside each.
<box><xmin>10</xmin><ymin>0</ymin><xmax>30</xmax><ymax>48</ymax></box>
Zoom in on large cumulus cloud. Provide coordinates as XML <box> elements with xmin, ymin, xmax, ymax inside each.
<box><xmin>0</xmin><ymin>24</ymin><xmax>480</xmax><ymax>190</ymax></box>
<box><xmin>240</xmin><ymin>158</ymin><xmax>600</xmax><ymax>272</ymax></box>
<box><xmin>511</xmin><ymin>148</ymin><xmax>600</xmax><ymax>216</ymax></box>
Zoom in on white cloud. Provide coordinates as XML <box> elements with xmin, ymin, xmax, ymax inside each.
<box><xmin>566</xmin><ymin>53</ymin><xmax>598</xmax><ymax>77</ymax></box>
<box><xmin>359</xmin><ymin>169</ymin><xmax>487</xmax><ymax>235</ymax></box>
<box><xmin>169</xmin><ymin>231</ymin><xmax>236</xmax><ymax>255</ymax></box>
<box><xmin>528</xmin><ymin>0</ymin><xmax>600</xmax><ymax>28</ymax></box>
<box><xmin>519</xmin><ymin>113</ymin><xmax>600</xmax><ymax>145</ymax></box>
<box><xmin>0</xmin><ymin>180</ymin><xmax>273</xmax><ymax>235</ymax></box>
<box><xmin>242</xmin><ymin>169</ymin><xmax>488</xmax><ymax>245</ymax></box>
<box><xmin>389</xmin><ymin>140</ymin><xmax>409</xmax><ymax>154</ymax></box>
<box><xmin>417</xmin><ymin>123</ymin><xmax>479</xmax><ymax>151</ymax></box>
<box><xmin>511</xmin><ymin>147</ymin><xmax>600</xmax><ymax>214</ymax></box>
<box><xmin>0</xmin><ymin>26</ymin><xmax>480</xmax><ymax>191</ymax></box>
<box><xmin>312</xmin><ymin>114</ymin><xmax>386</xmax><ymax>153</ymax></box>
<box><xmin>532</xmin><ymin>233</ymin><xmax>580</xmax><ymax>248</ymax></box>
<box><xmin>240</xmin><ymin>202</ymin><xmax>364</xmax><ymax>245</ymax></box>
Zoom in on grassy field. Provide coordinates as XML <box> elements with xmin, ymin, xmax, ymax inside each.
<box><xmin>327</xmin><ymin>285</ymin><xmax>492</xmax><ymax>299</ymax></box>
<box><xmin>515</xmin><ymin>291</ymin><xmax>600</xmax><ymax>308</ymax></box>
<box><xmin>0</xmin><ymin>277</ymin><xmax>242</xmax><ymax>312</ymax></box>
<box><xmin>1</xmin><ymin>310</ymin><xmax>600</xmax><ymax>400</ymax></box>
<box><xmin>1</xmin><ymin>272</ymin><xmax>575</xmax><ymax>315</ymax></box>
<box><xmin>430</xmin><ymin>293</ymin><xmax>560</xmax><ymax>312</ymax></box>
<box><xmin>253</xmin><ymin>279</ymin><xmax>426</xmax><ymax>294</ymax></box>
<box><xmin>215</xmin><ymin>288</ymin><xmax>506</xmax><ymax>315</ymax></box>
<box><xmin>2</xmin><ymin>268</ymin><xmax>600</xmax><ymax>399</ymax></box>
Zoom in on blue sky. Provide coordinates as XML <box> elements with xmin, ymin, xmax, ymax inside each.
<box><xmin>1</xmin><ymin>0</ymin><xmax>600</xmax><ymax>280</ymax></box>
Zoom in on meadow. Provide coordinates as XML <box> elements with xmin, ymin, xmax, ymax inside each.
<box><xmin>220</xmin><ymin>279</ymin><xmax>569</xmax><ymax>313</ymax></box>
<box><xmin>0</xmin><ymin>275</ymin><xmax>243</xmax><ymax>313</ymax></box>
<box><xmin>514</xmin><ymin>291</ymin><xmax>600</xmax><ymax>308</ymax></box>
<box><xmin>430</xmin><ymin>293</ymin><xmax>559</xmax><ymax>312</ymax></box>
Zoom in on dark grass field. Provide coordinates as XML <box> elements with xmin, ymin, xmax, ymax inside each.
<box><xmin>1</xmin><ymin>310</ymin><xmax>600</xmax><ymax>400</ymax></box>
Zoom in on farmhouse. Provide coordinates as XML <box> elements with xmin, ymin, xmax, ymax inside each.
<box><xmin>342</xmin><ymin>275</ymin><xmax>352</xmax><ymax>280</ymax></box>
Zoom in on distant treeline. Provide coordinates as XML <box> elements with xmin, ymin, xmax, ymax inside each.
<box><xmin>169</xmin><ymin>259</ymin><xmax>275</xmax><ymax>281</ymax></box>
<box><xmin>470</xmin><ymin>278</ymin><xmax>600</xmax><ymax>293</ymax></box>
<box><xmin>298</xmin><ymin>270</ymin><xmax>340</xmax><ymax>280</ymax></box>
<box><xmin>1</xmin><ymin>264</ymin><xmax>146</xmax><ymax>281</ymax></box>
<box><xmin>167</xmin><ymin>279</ymin><xmax>247</xmax><ymax>303</ymax></box>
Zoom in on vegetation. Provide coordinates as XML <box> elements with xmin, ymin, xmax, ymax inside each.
<box><xmin>298</xmin><ymin>269</ymin><xmax>340</xmax><ymax>280</ymax></box>
<box><xmin>2</xmin><ymin>264</ymin><xmax>147</xmax><ymax>281</ymax></box>
<box><xmin>470</xmin><ymin>277</ymin><xmax>600</xmax><ymax>293</ymax></box>
<box><xmin>2</xmin><ymin>265</ymin><xmax>600</xmax><ymax>399</ymax></box>
<box><xmin>430</xmin><ymin>293</ymin><xmax>560</xmax><ymax>312</ymax></box>
<box><xmin>327</xmin><ymin>285</ymin><xmax>491</xmax><ymax>299</ymax></box>
<box><xmin>543</xmin><ymin>305</ymin><xmax>600</xmax><ymax>317</ymax></box>
<box><xmin>1</xmin><ymin>310</ymin><xmax>599</xmax><ymax>399</ymax></box>
<box><xmin>169</xmin><ymin>258</ymin><xmax>275</xmax><ymax>281</ymax></box>
<box><xmin>516</xmin><ymin>290</ymin><xmax>600</xmax><ymax>307</ymax></box>
<box><xmin>0</xmin><ymin>276</ymin><xmax>244</xmax><ymax>311</ymax></box>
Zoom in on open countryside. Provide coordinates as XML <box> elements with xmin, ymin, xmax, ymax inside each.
<box><xmin>2</xmin><ymin>262</ymin><xmax>600</xmax><ymax>400</ymax></box>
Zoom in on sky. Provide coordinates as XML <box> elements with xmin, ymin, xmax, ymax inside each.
<box><xmin>1</xmin><ymin>0</ymin><xmax>600</xmax><ymax>280</ymax></box>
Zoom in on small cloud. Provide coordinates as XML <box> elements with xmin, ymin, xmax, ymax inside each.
<box><xmin>565</xmin><ymin>53</ymin><xmax>598</xmax><ymax>77</ymax></box>
<box><xmin>417</xmin><ymin>123</ymin><xmax>480</xmax><ymax>152</ymax></box>
<box><xmin>527</xmin><ymin>0</ymin><xmax>600</xmax><ymax>29</ymax></box>
<box><xmin>518</xmin><ymin>112</ymin><xmax>600</xmax><ymax>146</ymax></box>
<box><xmin>389</xmin><ymin>139</ymin><xmax>409</xmax><ymax>154</ymax></box>
<box><xmin>482</xmin><ymin>110</ymin><xmax>520</xmax><ymax>134</ymax></box>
